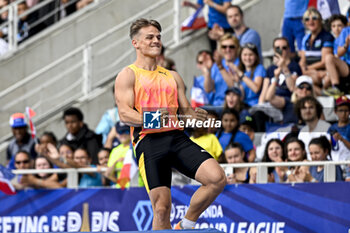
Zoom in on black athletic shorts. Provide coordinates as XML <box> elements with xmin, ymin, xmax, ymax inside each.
<box><xmin>135</xmin><ymin>130</ymin><xmax>212</xmax><ymax>192</ymax></box>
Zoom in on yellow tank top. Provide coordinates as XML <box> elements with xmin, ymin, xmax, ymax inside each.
<box><xmin>128</xmin><ymin>64</ymin><xmax>182</xmax><ymax>144</ymax></box>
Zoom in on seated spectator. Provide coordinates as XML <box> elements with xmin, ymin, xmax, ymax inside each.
<box><xmin>0</xmin><ymin>0</ymin><xmax>9</xmax><ymax>39</ymax></box>
<box><xmin>182</xmin><ymin>0</ymin><xmax>232</xmax><ymax>51</ymax></box>
<box><xmin>60</xmin><ymin>107</ymin><xmax>102</xmax><ymax>164</ymax></box>
<box><xmin>239</xmin><ymin>113</ymin><xmax>256</xmax><ymax>149</ymax></box>
<box><xmin>328</xmin><ymin>96</ymin><xmax>350</xmax><ymax>161</ymax></box>
<box><xmin>35</xmin><ymin>131</ymin><xmax>57</xmax><ymax>157</ymax></box>
<box><xmin>205</xmin><ymin>34</ymin><xmax>240</xmax><ymax>106</ymax></box>
<box><xmin>216</xmin><ymin>108</ymin><xmax>255</xmax><ymax>162</ymax></box>
<box><xmin>7</xmin><ymin>113</ymin><xmax>37</xmax><ymax>169</ymax></box>
<box><xmin>299</xmin><ymin>7</ymin><xmax>334</xmax><ymax>96</ymax></box>
<box><xmin>223</xmin><ymin>87</ymin><xmax>247</xmax><ymax>115</ymax></box>
<box><xmin>328</xmin><ymin>14</ymin><xmax>347</xmax><ymax>56</ymax></box>
<box><xmin>222</xmin><ymin>142</ymin><xmax>255</xmax><ymax>184</ymax></box>
<box><xmin>10</xmin><ymin>150</ymin><xmax>33</xmax><ymax>190</ymax></box>
<box><xmin>324</xmin><ymin>24</ymin><xmax>350</xmax><ymax>96</ymax></box>
<box><xmin>284</xmin><ymin>138</ymin><xmax>312</xmax><ymax>183</ymax></box>
<box><xmin>190</xmin><ymin>126</ymin><xmax>222</xmax><ymax>161</ymax></box>
<box><xmin>96</xmin><ymin>147</ymin><xmax>112</xmax><ymax>186</ymax></box>
<box><xmin>296</xmin><ymin>96</ymin><xmax>331</xmax><ymax>159</ymax></box>
<box><xmin>20</xmin><ymin>156</ymin><xmax>65</xmax><ymax>189</ymax></box>
<box><xmin>264</xmin><ymin>37</ymin><xmax>302</xmax><ymax>124</ymax></box>
<box><xmin>261</xmin><ymin>139</ymin><xmax>287</xmax><ymax>183</ymax></box>
<box><xmin>308</xmin><ymin>136</ymin><xmax>343</xmax><ymax>182</ymax></box>
<box><xmin>73</xmin><ymin>147</ymin><xmax>103</xmax><ymax>187</ymax></box>
<box><xmin>207</xmin><ymin>110</ymin><xmax>219</xmax><ymax>134</ymax></box>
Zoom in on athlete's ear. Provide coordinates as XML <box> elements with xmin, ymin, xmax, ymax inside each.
<box><xmin>131</xmin><ymin>39</ymin><xmax>138</xmax><ymax>49</ymax></box>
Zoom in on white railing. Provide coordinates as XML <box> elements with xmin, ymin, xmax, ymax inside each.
<box><xmin>12</xmin><ymin>161</ymin><xmax>350</xmax><ymax>189</ymax></box>
<box><xmin>0</xmin><ymin>0</ymin><xmax>182</xmax><ymax>143</ymax></box>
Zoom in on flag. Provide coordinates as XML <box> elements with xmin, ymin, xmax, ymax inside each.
<box><xmin>25</xmin><ymin>107</ymin><xmax>36</xmax><ymax>139</ymax></box>
<box><xmin>181</xmin><ymin>6</ymin><xmax>206</xmax><ymax>31</ymax></box>
<box><xmin>191</xmin><ymin>76</ymin><xmax>209</xmax><ymax>108</ymax></box>
<box><xmin>0</xmin><ymin>165</ymin><xmax>16</xmax><ymax>195</ymax></box>
<box><xmin>308</xmin><ymin>0</ymin><xmax>340</xmax><ymax>20</ymax></box>
<box><xmin>117</xmin><ymin>144</ymin><xmax>138</xmax><ymax>189</ymax></box>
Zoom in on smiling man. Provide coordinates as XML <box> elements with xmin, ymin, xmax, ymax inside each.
<box><xmin>114</xmin><ymin>18</ymin><xmax>226</xmax><ymax>230</ymax></box>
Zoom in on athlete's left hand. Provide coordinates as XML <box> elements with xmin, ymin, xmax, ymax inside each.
<box><xmin>194</xmin><ymin>107</ymin><xmax>208</xmax><ymax>122</ymax></box>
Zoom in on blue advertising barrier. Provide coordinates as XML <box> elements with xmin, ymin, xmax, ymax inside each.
<box><xmin>0</xmin><ymin>182</ymin><xmax>349</xmax><ymax>233</ymax></box>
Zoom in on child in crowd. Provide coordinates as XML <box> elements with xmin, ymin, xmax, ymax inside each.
<box><xmin>216</xmin><ymin>108</ymin><xmax>255</xmax><ymax>162</ymax></box>
<box><xmin>308</xmin><ymin>136</ymin><xmax>343</xmax><ymax>182</ymax></box>
<box><xmin>190</xmin><ymin>126</ymin><xmax>222</xmax><ymax>161</ymax></box>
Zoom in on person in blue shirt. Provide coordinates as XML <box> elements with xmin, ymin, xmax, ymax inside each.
<box><xmin>231</xmin><ymin>43</ymin><xmax>265</xmax><ymax>107</ymax></box>
<box><xmin>324</xmin><ymin>25</ymin><xmax>350</xmax><ymax>95</ymax></box>
<box><xmin>299</xmin><ymin>7</ymin><xmax>334</xmax><ymax>96</ymax></box>
<box><xmin>182</xmin><ymin>0</ymin><xmax>232</xmax><ymax>51</ymax></box>
<box><xmin>216</xmin><ymin>108</ymin><xmax>255</xmax><ymax>162</ymax></box>
<box><xmin>282</xmin><ymin>0</ymin><xmax>308</xmax><ymax>57</ymax></box>
<box><xmin>308</xmin><ymin>136</ymin><xmax>343</xmax><ymax>182</ymax></box>
<box><xmin>205</xmin><ymin>33</ymin><xmax>240</xmax><ymax>106</ymax></box>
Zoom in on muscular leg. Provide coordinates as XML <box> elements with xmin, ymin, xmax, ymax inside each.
<box><xmin>149</xmin><ymin>186</ymin><xmax>172</xmax><ymax>230</ymax></box>
<box><xmin>184</xmin><ymin>158</ymin><xmax>226</xmax><ymax>221</ymax></box>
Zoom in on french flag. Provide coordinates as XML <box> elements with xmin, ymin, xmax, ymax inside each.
<box><xmin>117</xmin><ymin>144</ymin><xmax>138</xmax><ymax>189</ymax></box>
<box><xmin>0</xmin><ymin>165</ymin><xmax>16</xmax><ymax>195</ymax></box>
<box><xmin>308</xmin><ymin>0</ymin><xmax>340</xmax><ymax>20</ymax></box>
<box><xmin>181</xmin><ymin>6</ymin><xmax>207</xmax><ymax>31</ymax></box>
<box><xmin>191</xmin><ymin>76</ymin><xmax>209</xmax><ymax>108</ymax></box>
<box><xmin>25</xmin><ymin>107</ymin><xmax>36</xmax><ymax>139</ymax></box>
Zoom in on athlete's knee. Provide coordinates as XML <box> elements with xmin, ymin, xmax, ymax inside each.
<box><xmin>153</xmin><ymin>203</ymin><xmax>171</xmax><ymax>222</ymax></box>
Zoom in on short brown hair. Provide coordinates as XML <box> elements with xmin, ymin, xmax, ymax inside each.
<box><xmin>129</xmin><ymin>18</ymin><xmax>162</xmax><ymax>39</ymax></box>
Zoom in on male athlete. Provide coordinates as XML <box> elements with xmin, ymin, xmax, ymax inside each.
<box><xmin>114</xmin><ymin>18</ymin><xmax>226</xmax><ymax>230</ymax></box>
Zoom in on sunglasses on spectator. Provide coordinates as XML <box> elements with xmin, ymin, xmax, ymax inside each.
<box><xmin>15</xmin><ymin>160</ymin><xmax>29</xmax><ymax>165</ymax></box>
<box><xmin>243</xmin><ymin>43</ymin><xmax>257</xmax><ymax>50</ymax></box>
<box><xmin>221</xmin><ymin>45</ymin><xmax>236</xmax><ymax>49</ymax></box>
<box><xmin>275</xmin><ymin>46</ymin><xmax>288</xmax><ymax>50</ymax></box>
<box><xmin>298</xmin><ymin>84</ymin><xmax>312</xmax><ymax>91</ymax></box>
<box><xmin>304</xmin><ymin>16</ymin><xmax>319</xmax><ymax>22</ymax></box>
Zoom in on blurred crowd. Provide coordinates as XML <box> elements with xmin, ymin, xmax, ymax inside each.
<box><xmin>3</xmin><ymin>0</ymin><xmax>350</xmax><ymax>189</ymax></box>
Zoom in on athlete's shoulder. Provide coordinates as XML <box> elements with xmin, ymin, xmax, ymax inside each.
<box><xmin>115</xmin><ymin>66</ymin><xmax>135</xmax><ymax>85</ymax></box>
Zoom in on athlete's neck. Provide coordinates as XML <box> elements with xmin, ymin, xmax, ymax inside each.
<box><xmin>134</xmin><ymin>56</ymin><xmax>158</xmax><ymax>71</ymax></box>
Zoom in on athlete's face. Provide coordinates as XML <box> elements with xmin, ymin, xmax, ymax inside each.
<box><xmin>133</xmin><ymin>26</ymin><xmax>162</xmax><ymax>58</ymax></box>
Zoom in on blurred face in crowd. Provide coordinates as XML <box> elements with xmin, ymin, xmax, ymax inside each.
<box><xmin>17</xmin><ymin>3</ymin><xmax>28</xmax><ymax>20</ymax></box>
<box><xmin>226</xmin><ymin>7</ymin><xmax>243</xmax><ymax>29</ymax></box>
<box><xmin>98</xmin><ymin>150</ymin><xmax>109</xmax><ymax>166</ymax></box>
<box><xmin>207</xmin><ymin>113</ymin><xmax>218</xmax><ymax>134</ymax></box>
<box><xmin>196</xmin><ymin>51</ymin><xmax>212</xmax><ymax>69</ymax></box>
<box><xmin>267</xmin><ymin>141</ymin><xmax>283</xmax><ymax>162</ymax></box>
<box><xmin>273</xmin><ymin>39</ymin><xmax>289</xmax><ymax>59</ymax></box>
<box><xmin>15</xmin><ymin>152</ymin><xmax>32</xmax><ymax>169</ymax></box>
<box><xmin>309</xmin><ymin>144</ymin><xmax>327</xmax><ymax>161</ymax></box>
<box><xmin>12</xmin><ymin>127</ymin><xmax>27</xmax><ymax>143</ymax></box>
<box><xmin>37</xmin><ymin>134</ymin><xmax>56</xmax><ymax>156</ymax></box>
<box><xmin>73</xmin><ymin>149</ymin><xmax>90</xmax><ymax>166</ymax></box>
<box><xmin>239</xmin><ymin>124</ymin><xmax>254</xmax><ymax>142</ymax></box>
<box><xmin>221</xmin><ymin>113</ymin><xmax>238</xmax><ymax>133</ymax></box>
<box><xmin>220</xmin><ymin>38</ymin><xmax>238</xmax><ymax>61</ymax></box>
<box><xmin>225</xmin><ymin>147</ymin><xmax>244</xmax><ymax>164</ymax></box>
<box><xmin>64</xmin><ymin>115</ymin><xmax>83</xmax><ymax>135</ymax></box>
<box><xmin>303</xmin><ymin>11</ymin><xmax>322</xmax><ymax>33</ymax></box>
<box><xmin>287</xmin><ymin>142</ymin><xmax>305</xmax><ymax>162</ymax></box>
<box><xmin>300</xmin><ymin>101</ymin><xmax>317</xmax><ymax>122</ymax></box>
<box><xmin>119</xmin><ymin>133</ymin><xmax>131</xmax><ymax>145</ymax></box>
<box><xmin>331</xmin><ymin>19</ymin><xmax>346</xmax><ymax>38</ymax></box>
<box><xmin>59</xmin><ymin>144</ymin><xmax>74</xmax><ymax>160</ymax></box>
<box><xmin>241</xmin><ymin>48</ymin><xmax>257</xmax><ymax>70</ymax></box>
<box><xmin>296</xmin><ymin>83</ymin><xmax>312</xmax><ymax>99</ymax></box>
<box><xmin>35</xmin><ymin>157</ymin><xmax>51</xmax><ymax>178</ymax></box>
<box><xmin>0</xmin><ymin>0</ymin><xmax>8</xmax><ymax>20</ymax></box>
<box><xmin>225</xmin><ymin>92</ymin><xmax>239</xmax><ymax>109</ymax></box>
<box><xmin>335</xmin><ymin>105</ymin><xmax>350</xmax><ymax>123</ymax></box>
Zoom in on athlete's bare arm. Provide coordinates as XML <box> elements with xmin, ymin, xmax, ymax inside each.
<box><xmin>115</xmin><ymin>67</ymin><xmax>143</xmax><ymax>127</ymax></box>
<box><xmin>171</xmin><ymin>71</ymin><xmax>207</xmax><ymax>122</ymax></box>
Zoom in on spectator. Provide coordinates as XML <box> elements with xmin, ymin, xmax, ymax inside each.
<box><xmin>207</xmin><ymin>110</ymin><xmax>219</xmax><ymax>134</ymax></box>
<box><xmin>20</xmin><ymin>156</ymin><xmax>66</xmax><ymax>189</ymax></box>
<box><xmin>216</xmin><ymin>108</ymin><xmax>255</xmax><ymax>162</ymax></box>
<box><xmin>76</xmin><ymin>0</ymin><xmax>93</xmax><ymax>10</ymax></box>
<box><xmin>95</xmin><ymin>87</ymin><xmax>120</xmax><ymax>144</ymax></box>
<box><xmin>35</xmin><ymin>131</ymin><xmax>57</xmax><ymax>157</ymax></box>
<box><xmin>182</xmin><ymin>0</ymin><xmax>232</xmax><ymax>51</ymax></box>
<box><xmin>264</xmin><ymin>37</ymin><xmax>302</xmax><ymax>124</ymax></box>
<box><xmin>324</xmin><ymin>23</ymin><xmax>350</xmax><ymax>96</ymax></box>
<box><xmin>0</xmin><ymin>0</ymin><xmax>9</xmax><ymax>39</ymax></box>
<box><xmin>328</xmin><ymin>96</ymin><xmax>350</xmax><ymax>161</ymax></box>
<box><xmin>239</xmin><ymin>113</ymin><xmax>256</xmax><ymax>148</ymax></box>
<box><xmin>328</xmin><ymin>14</ymin><xmax>347</xmax><ymax>55</ymax></box>
<box><xmin>205</xmin><ymin>33</ymin><xmax>240</xmax><ymax>106</ymax></box>
<box><xmin>224</xmin><ymin>5</ymin><xmax>262</xmax><ymax>58</ymax></box>
<box><xmin>291</xmin><ymin>75</ymin><xmax>316</xmax><ymax>104</ymax></box>
<box><xmin>222</xmin><ymin>143</ymin><xmax>254</xmax><ymax>184</ymax></box>
<box><xmin>261</xmin><ymin>139</ymin><xmax>287</xmax><ymax>183</ymax></box>
<box><xmin>299</xmin><ymin>7</ymin><xmax>334</xmax><ymax>96</ymax></box>
<box><xmin>284</xmin><ymin>138</ymin><xmax>312</xmax><ymax>183</ymax></box>
<box><xmin>7</xmin><ymin>113</ymin><xmax>37</xmax><ymax>169</ymax></box>
<box><xmin>10</xmin><ymin>150</ymin><xmax>33</xmax><ymax>190</ymax></box>
<box><xmin>190</xmin><ymin>126</ymin><xmax>222</xmax><ymax>161</ymax></box>
<box><xmin>295</xmin><ymin>96</ymin><xmax>331</xmax><ymax>160</ymax></box>
<box><xmin>281</xmin><ymin>0</ymin><xmax>308</xmax><ymax>57</ymax></box>
<box><xmin>60</xmin><ymin>107</ymin><xmax>102</xmax><ymax>165</ymax></box>
<box><xmin>308</xmin><ymin>136</ymin><xmax>343</xmax><ymax>182</ymax></box>
<box><xmin>223</xmin><ymin>87</ymin><xmax>246</xmax><ymax>114</ymax></box>
<box><xmin>73</xmin><ymin>147</ymin><xmax>103</xmax><ymax>187</ymax></box>
<box><xmin>96</xmin><ymin>147</ymin><xmax>112</xmax><ymax>186</ymax></box>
